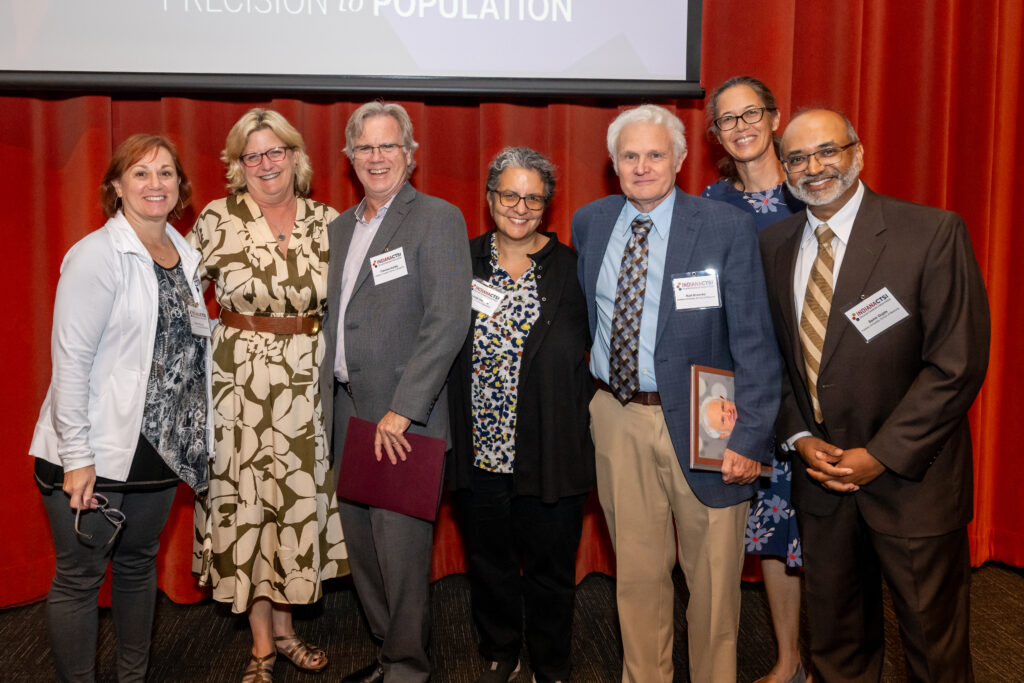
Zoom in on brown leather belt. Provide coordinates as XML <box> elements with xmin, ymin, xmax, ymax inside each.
<box><xmin>220</xmin><ymin>309</ymin><xmax>321</xmax><ymax>335</ymax></box>
<box><xmin>594</xmin><ymin>378</ymin><xmax>662</xmax><ymax>406</ymax></box>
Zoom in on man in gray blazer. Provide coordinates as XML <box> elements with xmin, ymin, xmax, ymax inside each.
<box><xmin>322</xmin><ymin>102</ymin><xmax>472</xmax><ymax>683</ymax></box>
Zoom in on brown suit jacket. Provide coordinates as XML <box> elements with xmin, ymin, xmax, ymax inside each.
<box><xmin>759</xmin><ymin>187</ymin><xmax>990</xmax><ymax>538</ymax></box>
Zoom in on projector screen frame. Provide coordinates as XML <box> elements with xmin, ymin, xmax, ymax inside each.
<box><xmin>0</xmin><ymin>72</ymin><xmax>704</xmax><ymax>98</ymax></box>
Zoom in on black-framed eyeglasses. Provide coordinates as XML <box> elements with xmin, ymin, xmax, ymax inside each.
<box><xmin>493</xmin><ymin>190</ymin><xmax>546</xmax><ymax>211</ymax></box>
<box><xmin>782</xmin><ymin>141</ymin><xmax>859</xmax><ymax>173</ymax></box>
<box><xmin>239</xmin><ymin>146</ymin><xmax>293</xmax><ymax>167</ymax></box>
<box><xmin>713</xmin><ymin>106</ymin><xmax>774</xmax><ymax>131</ymax></box>
<box><xmin>351</xmin><ymin>143</ymin><xmax>404</xmax><ymax>159</ymax></box>
<box><xmin>74</xmin><ymin>493</ymin><xmax>126</xmax><ymax>546</ymax></box>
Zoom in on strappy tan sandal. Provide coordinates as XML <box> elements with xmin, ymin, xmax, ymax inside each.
<box><xmin>241</xmin><ymin>652</ymin><xmax>276</xmax><ymax>683</ymax></box>
<box><xmin>274</xmin><ymin>634</ymin><xmax>328</xmax><ymax>672</ymax></box>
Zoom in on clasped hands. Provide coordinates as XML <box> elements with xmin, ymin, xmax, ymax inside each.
<box><xmin>793</xmin><ymin>436</ymin><xmax>886</xmax><ymax>492</ymax></box>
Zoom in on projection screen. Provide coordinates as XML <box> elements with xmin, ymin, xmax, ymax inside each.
<box><xmin>0</xmin><ymin>0</ymin><xmax>703</xmax><ymax>96</ymax></box>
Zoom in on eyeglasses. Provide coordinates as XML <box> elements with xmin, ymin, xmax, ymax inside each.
<box><xmin>239</xmin><ymin>146</ymin><xmax>293</xmax><ymax>167</ymax></box>
<box><xmin>493</xmin><ymin>190</ymin><xmax>546</xmax><ymax>211</ymax></box>
<box><xmin>782</xmin><ymin>141</ymin><xmax>859</xmax><ymax>173</ymax></box>
<box><xmin>713</xmin><ymin>106</ymin><xmax>774</xmax><ymax>131</ymax></box>
<box><xmin>351</xmin><ymin>143</ymin><xmax>404</xmax><ymax>159</ymax></box>
<box><xmin>74</xmin><ymin>493</ymin><xmax>126</xmax><ymax>546</ymax></box>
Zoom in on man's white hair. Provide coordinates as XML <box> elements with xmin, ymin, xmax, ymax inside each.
<box><xmin>606</xmin><ymin>104</ymin><xmax>687</xmax><ymax>173</ymax></box>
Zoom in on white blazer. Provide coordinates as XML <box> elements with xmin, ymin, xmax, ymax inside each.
<box><xmin>30</xmin><ymin>213</ymin><xmax>213</xmax><ymax>482</ymax></box>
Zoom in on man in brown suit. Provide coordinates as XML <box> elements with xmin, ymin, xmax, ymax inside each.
<box><xmin>759</xmin><ymin>108</ymin><xmax>990</xmax><ymax>682</ymax></box>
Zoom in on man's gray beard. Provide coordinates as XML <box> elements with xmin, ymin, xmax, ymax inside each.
<box><xmin>787</xmin><ymin>156</ymin><xmax>862</xmax><ymax>206</ymax></box>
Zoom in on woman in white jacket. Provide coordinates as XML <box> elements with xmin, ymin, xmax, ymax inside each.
<box><xmin>29</xmin><ymin>134</ymin><xmax>212</xmax><ymax>683</ymax></box>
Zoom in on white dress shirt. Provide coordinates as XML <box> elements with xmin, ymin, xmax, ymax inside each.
<box><xmin>334</xmin><ymin>193</ymin><xmax>398</xmax><ymax>382</ymax></box>
<box><xmin>791</xmin><ymin>180</ymin><xmax>865</xmax><ymax>318</ymax></box>
<box><xmin>786</xmin><ymin>180</ymin><xmax>865</xmax><ymax>447</ymax></box>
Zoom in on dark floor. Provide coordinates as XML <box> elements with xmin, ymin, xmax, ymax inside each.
<box><xmin>2</xmin><ymin>563</ymin><xmax>1022</xmax><ymax>682</ymax></box>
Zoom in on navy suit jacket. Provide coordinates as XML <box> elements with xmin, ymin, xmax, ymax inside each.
<box><xmin>572</xmin><ymin>187</ymin><xmax>781</xmax><ymax>508</ymax></box>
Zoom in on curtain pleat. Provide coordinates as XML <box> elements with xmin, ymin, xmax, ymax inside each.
<box><xmin>968</xmin><ymin>0</ymin><xmax>1024</xmax><ymax>567</ymax></box>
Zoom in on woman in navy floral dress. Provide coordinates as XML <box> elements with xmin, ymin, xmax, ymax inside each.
<box><xmin>703</xmin><ymin>76</ymin><xmax>809</xmax><ymax>683</ymax></box>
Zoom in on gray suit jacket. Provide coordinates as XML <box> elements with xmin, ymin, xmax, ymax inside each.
<box><xmin>321</xmin><ymin>182</ymin><xmax>472</xmax><ymax>463</ymax></box>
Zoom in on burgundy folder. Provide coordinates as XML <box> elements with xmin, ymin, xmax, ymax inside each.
<box><xmin>337</xmin><ymin>416</ymin><xmax>446</xmax><ymax>521</ymax></box>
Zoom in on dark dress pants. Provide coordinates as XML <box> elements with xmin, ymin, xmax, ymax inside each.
<box><xmin>338</xmin><ymin>499</ymin><xmax>434</xmax><ymax>683</ymax></box>
<box><xmin>41</xmin><ymin>486</ymin><xmax>177</xmax><ymax>683</ymax></box>
<box><xmin>456</xmin><ymin>468</ymin><xmax>587</xmax><ymax>683</ymax></box>
<box><xmin>799</xmin><ymin>496</ymin><xmax>973</xmax><ymax>683</ymax></box>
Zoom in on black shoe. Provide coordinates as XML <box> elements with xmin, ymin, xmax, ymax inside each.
<box><xmin>475</xmin><ymin>658</ymin><xmax>520</xmax><ymax>683</ymax></box>
<box><xmin>341</xmin><ymin>661</ymin><xmax>385</xmax><ymax>683</ymax></box>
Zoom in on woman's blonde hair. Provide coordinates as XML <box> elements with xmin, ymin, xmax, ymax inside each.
<box><xmin>222</xmin><ymin>108</ymin><xmax>313</xmax><ymax>197</ymax></box>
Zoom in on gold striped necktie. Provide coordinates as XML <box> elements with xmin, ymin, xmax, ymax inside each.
<box><xmin>799</xmin><ymin>223</ymin><xmax>836</xmax><ymax>423</ymax></box>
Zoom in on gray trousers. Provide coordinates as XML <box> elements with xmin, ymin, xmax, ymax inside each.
<box><xmin>41</xmin><ymin>485</ymin><xmax>177</xmax><ymax>683</ymax></box>
<box><xmin>339</xmin><ymin>500</ymin><xmax>434</xmax><ymax>683</ymax></box>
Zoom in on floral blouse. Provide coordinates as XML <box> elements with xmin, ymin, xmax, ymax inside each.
<box><xmin>741</xmin><ymin>184</ymin><xmax>786</xmax><ymax>214</ymax></box>
<box><xmin>141</xmin><ymin>260</ymin><xmax>209</xmax><ymax>491</ymax></box>
<box><xmin>701</xmin><ymin>179</ymin><xmax>805</xmax><ymax>231</ymax></box>
<box><xmin>470</xmin><ymin>235</ymin><xmax>542</xmax><ymax>473</ymax></box>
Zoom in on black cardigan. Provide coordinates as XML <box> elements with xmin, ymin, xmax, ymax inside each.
<box><xmin>446</xmin><ymin>230</ymin><xmax>595</xmax><ymax>503</ymax></box>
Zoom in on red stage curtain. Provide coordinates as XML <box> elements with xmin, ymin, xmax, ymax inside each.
<box><xmin>3</xmin><ymin>0</ymin><xmax>1021</xmax><ymax>607</ymax></box>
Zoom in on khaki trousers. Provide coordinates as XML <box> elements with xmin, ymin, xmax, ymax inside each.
<box><xmin>590</xmin><ymin>389</ymin><xmax>748</xmax><ymax>683</ymax></box>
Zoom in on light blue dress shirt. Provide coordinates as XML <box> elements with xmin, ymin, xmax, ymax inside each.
<box><xmin>590</xmin><ymin>192</ymin><xmax>676</xmax><ymax>392</ymax></box>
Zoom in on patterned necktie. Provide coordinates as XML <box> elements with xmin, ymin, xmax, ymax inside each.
<box><xmin>799</xmin><ymin>223</ymin><xmax>836</xmax><ymax>423</ymax></box>
<box><xmin>608</xmin><ymin>215</ymin><xmax>654</xmax><ymax>404</ymax></box>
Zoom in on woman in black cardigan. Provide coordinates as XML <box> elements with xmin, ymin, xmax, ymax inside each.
<box><xmin>448</xmin><ymin>147</ymin><xmax>595</xmax><ymax>683</ymax></box>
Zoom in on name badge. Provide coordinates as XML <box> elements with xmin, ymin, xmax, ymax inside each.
<box><xmin>187</xmin><ymin>303</ymin><xmax>211</xmax><ymax>338</ymax></box>
<box><xmin>673</xmin><ymin>270</ymin><xmax>721</xmax><ymax>310</ymax></box>
<box><xmin>370</xmin><ymin>247</ymin><xmax>408</xmax><ymax>285</ymax></box>
<box><xmin>471</xmin><ymin>279</ymin><xmax>505</xmax><ymax>317</ymax></box>
<box><xmin>843</xmin><ymin>286</ymin><xmax>910</xmax><ymax>342</ymax></box>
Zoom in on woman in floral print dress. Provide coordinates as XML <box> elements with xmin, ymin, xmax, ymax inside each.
<box><xmin>703</xmin><ymin>77</ymin><xmax>809</xmax><ymax>683</ymax></box>
<box><xmin>448</xmin><ymin>148</ymin><xmax>594</xmax><ymax>683</ymax></box>
<box><xmin>190</xmin><ymin>109</ymin><xmax>347</xmax><ymax>683</ymax></box>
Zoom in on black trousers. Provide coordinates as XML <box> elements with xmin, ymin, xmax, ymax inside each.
<box><xmin>799</xmin><ymin>498</ymin><xmax>973</xmax><ymax>683</ymax></box>
<box><xmin>41</xmin><ymin>486</ymin><xmax>178</xmax><ymax>683</ymax></box>
<box><xmin>455</xmin><ymin>468</ymin><xmax>587</xmax><ymax>683</ymax></box>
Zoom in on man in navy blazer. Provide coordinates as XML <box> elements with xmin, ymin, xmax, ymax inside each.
<box><xmin>572</xmin><ymin>104</ymin><xmax>781</xmax><ymax>683</ymax></box>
